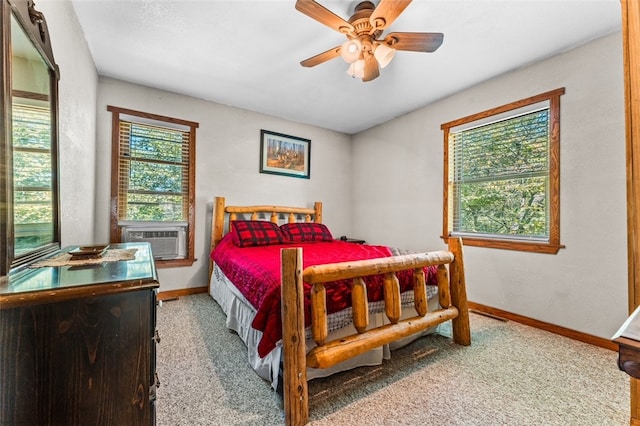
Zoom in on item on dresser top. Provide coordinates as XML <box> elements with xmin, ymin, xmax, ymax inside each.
<box><xmin>30</xmin><ymin>248</ymin><xmax>137</xmax><ymax>268</ymax></box>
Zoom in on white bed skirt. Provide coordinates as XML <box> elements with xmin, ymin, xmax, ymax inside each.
<box><xmin>210</xmin><ymin>263</ymin><xmax>442</xmax><ymax>390</ymax></box>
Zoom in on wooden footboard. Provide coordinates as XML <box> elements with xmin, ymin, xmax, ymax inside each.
<box><xmin>281</xmin><ymin>237</ymin><xmax>470</xmax><ymax>426</ymax></box>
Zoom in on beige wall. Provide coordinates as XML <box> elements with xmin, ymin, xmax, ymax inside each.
<box><xmin>12</xmin><ymin>56</ymin><xmax>49</xmax><ymax>94</ymax></box>
<box><xmin>39</xmin><ymin>0</ymin><xmax>98</xmax><ymax>248</ymax></box>
<box><xmin>352</xmin><ymin>31</ymin><xmax>628</xmax><ymax>340</ymax></box>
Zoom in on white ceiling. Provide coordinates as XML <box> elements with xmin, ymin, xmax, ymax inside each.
<box><xmin>70</xmin><ymin>0</ymin><xmax>622</xmax><ymax>134</ymax></box>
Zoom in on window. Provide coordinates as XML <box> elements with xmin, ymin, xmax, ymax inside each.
<box><xmin>441</xmin><ymin>88</ymin><xmax>565</xmax><ymax>254</ymax></box>
<box><xmin>13</xmin><ymin>101</ymin><xmax>56</xmax><ymax>256</ymax></box>
<box><xmin>108</xmin><ymin>106</ymin><xmax>198</xmax><ymax>267</ymax></box>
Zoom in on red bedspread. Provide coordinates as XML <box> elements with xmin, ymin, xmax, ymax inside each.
<box><xmin>212</xmin><ymin>234</ymin><xmax>437</xmax><ymax>357</ymax></box>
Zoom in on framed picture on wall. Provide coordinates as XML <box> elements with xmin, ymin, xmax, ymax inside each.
<box><xmin>259</xmin><ymin>129</ymin><xmax>311</xmax><ymax>179</ymax></box>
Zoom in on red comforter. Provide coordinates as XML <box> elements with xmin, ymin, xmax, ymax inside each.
<box><xmin>211</xmin><ymin>234</ymin><xmax>437</xmax><ymax>357</ymax></box>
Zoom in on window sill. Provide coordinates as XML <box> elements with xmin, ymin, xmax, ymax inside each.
<box><xmin>443</xmin><ymin>236</ymin><xmax>564</xmax><ymax>254</ymax></box>
<box><xmin>155</xmin><ymin>258</ymin><xmax>195</xmax><ymax>269</ymax></box>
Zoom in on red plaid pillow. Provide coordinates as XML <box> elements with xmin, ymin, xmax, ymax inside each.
<box><xmin>280</xmin><ymin>222</ymin><xmax>334</xmax><ymax>242</ymax></box>
<box><xmin>231</xmin><ymin>221</ymin><xmax>287</xmax><ymax>247</ymax></box>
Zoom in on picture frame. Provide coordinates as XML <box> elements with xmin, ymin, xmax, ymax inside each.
<box><xmin>259</xmin><ymin>129</ymin><xmax>311</xmax><ymax>179</ymax></box>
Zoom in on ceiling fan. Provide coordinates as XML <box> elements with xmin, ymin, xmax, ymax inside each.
<box><xmin>295</xmin><ymin>0</ymin><xmax>444</xmax><ymax>82</ymax></box>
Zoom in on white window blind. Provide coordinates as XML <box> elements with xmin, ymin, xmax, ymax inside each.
<box><xmin>449</xmin><ymin>108</ymin><xmax>550</xmax><ymax>240</ymax></box>
<box><xmin>117</xmin><ymin>120</ymin><xmax>190</xmax><ymax>222</ymax></box>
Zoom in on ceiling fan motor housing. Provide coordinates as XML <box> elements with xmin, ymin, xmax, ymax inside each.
<box><xmin>347</xmin><ymin>1</ymin><xmax>383</xmax><ymax>58</ymax></box>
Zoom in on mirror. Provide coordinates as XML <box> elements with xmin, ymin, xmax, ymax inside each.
<box><xmin>1</xmin><ymin>0</ymin><xmax>60</xmax><ymax>275</ymax></box>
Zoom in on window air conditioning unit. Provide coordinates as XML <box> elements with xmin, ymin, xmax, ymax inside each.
<box><xmin>122</xmin><ymin>225</ymin><xmax>186</xmax><ymax>260</ymax></box>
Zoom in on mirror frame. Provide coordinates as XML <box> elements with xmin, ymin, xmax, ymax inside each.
<box><xmin>1</xmin><ymin>0</ymin><xmax>60</xmax><ymax>276</ymax></box>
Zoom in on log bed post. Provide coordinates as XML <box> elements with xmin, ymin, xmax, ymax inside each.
<box><xmin>209</xmin><ymin>196</ymin><xmax>227</xmax><ymax>281</ymax></box>
<box><xmin>448</xmin><ymin>237</ymin><xmax>471</xmax><ymax>346</ymax></box>
<box><xmin>313</xmin><ymin>201</ymin><xmax>322</xmax><ymax>224</ymax></box>
<box><xmin>281</xmin><ymin>247</ymin><xmax>309</xmax><ymax>426</ymax></box>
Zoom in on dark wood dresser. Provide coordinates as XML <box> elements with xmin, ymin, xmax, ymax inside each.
<box><xmin>0</xmin><ymin>243</ymin><xmax>160</xmax><ymax>425</ymax></box>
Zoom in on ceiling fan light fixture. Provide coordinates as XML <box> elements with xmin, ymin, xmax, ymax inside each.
<box><xmin>347</xmin><ymin>59</ymin><xmax>365</xmax><ymax>79</ymax></box>
<box><xmin>374</xmin><ymin>43</ymin><xmax>396</xmax><ymax>69</ymax></box>
<box><xmin>340</xmin><ymin>39</ymin><xmax>362</xmax><ymax>63</ymax></box>
<box><xmin>296</xmin><ymin>0</ymin><xmax>445</xmax><ymax>82</ymax></box>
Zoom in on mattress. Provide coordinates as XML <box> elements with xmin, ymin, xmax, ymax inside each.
<box><xmin>210</xmin><ymin>262</ymin><xmax>442</xmax><ymax>390</ymax></box>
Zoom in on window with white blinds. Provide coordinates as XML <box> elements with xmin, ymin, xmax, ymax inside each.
<box><xmin>441</xmin><ymin>88</ymin><xmax>565</xmax><ymax>254</ymax></box>
<box><xmin>108</xmin><ymin>106</ymin><xmax>198</xmax><ymax>266</ymax></box>
<box><xmin>117</xmin><ymin>121</ymin><xmax>189</xmax><ymax>222</ymax></box>
<box><xmin>12</xmin><ymin>102</ymin><xmax>55</xmax><ymax>256</ymax></box>
<box><xmin>450</xmin><ymin>108</ymin><xmax>549</xmax><ymax>239</ymax></box>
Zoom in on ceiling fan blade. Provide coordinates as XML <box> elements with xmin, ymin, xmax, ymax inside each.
<box><xmin>362</xmin><ymin>56</ymin><xmax>380</xmax><ymax>82</ymax></box>
<box><xmin>300</xmin><ymin>46</ymin><xmax>341</xmax><ymax>67</ymax></box>
<box><xmin>369</xmin><ymin>0</ymin><xmax>412</xmax><ymax>30</ymax></box>
<box><xmin>295</xmin><ymin>0</ymin><xmax>355</xmax><ymax>35</ymax></box>
<box><xmin>383</xmin><ymin>32</ymin><xmax>444</xmax><ymax>52</ymax></box>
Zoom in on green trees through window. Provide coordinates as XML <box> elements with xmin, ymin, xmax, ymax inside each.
<box><xmin>451</xmin><ymin>109</ymin><xmax>549</xmax><ymax>238</ymax></box>
<box><xmin>442</xmin><ymin>88</ymin><xmax>565</xmax><ymax>254</ymax></box>
<box><xmin>123</xmin><ymin>123</ymin><xmax>187</xmax><ymax>222</ymax></box>
<box><xmin>12</xmin><ymin>103</ymin><xmax>54</xmax><ymax>254</ymax></box>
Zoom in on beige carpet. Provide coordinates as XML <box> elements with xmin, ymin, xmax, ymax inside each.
<box><xmin>156</xmin><ymin>293</ymin><xmax>629</xmax><ymax>425</ymax></box>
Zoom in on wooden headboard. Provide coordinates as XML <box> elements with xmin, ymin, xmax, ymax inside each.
<box><xmin>209</xmin><ymin>196</ymin><xmax>323</xmax><ymax>278</ymax></box>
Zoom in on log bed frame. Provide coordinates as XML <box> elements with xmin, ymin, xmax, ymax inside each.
<box><xmin>209</xmin><ymin>196</ymin><xmax>470</xmax><ymax>426</ymax></box>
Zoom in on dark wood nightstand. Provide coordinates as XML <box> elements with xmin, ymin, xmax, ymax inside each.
<box><xmin>338</xmin><ymin>236</ymin><xmax>366</xmax><ymax>244</ymax></box>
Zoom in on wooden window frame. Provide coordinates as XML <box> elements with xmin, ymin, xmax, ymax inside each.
<box><xmin>108</xmin><ymin>105</ymin><xmax>198</xmax><ymax>268</ymax></box>
<box><xmin>441</xmin><ymin>88</ymin><xmax>565</xmax><ymax>254</ymax></box>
